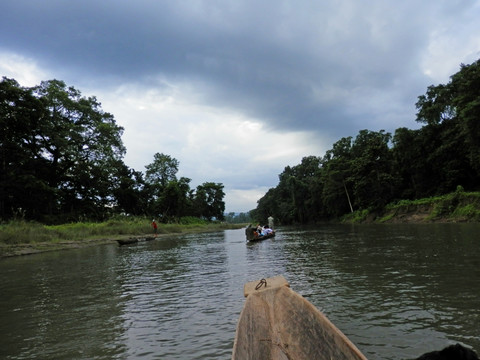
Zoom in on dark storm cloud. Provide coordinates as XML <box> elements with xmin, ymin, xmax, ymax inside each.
<box><xmin>2</xmin><ymin>0</ymin><xmax>480</xmax><ymax>211</ymax></box>
<box><xmin>1</xmin><ymin>0</ymin><xmax>479</xmax><ymax>138</ymax></box>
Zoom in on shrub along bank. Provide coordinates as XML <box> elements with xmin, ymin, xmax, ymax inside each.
<box><xmin>342</xmin><ymin>190</ymin><xmax>480</xmax><ymax>223</ymax></box>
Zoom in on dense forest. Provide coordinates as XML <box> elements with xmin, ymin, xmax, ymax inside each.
<box><xmin>0</xmin><ymin>78</ymin><xmax>226</xmax><ymax>223</ymax></box>
<box><xmin>2</xmin><ymin>59</ymin><xmax>479</xmax><ymax>225</ymax></box>
<box><xmin>253</xmin><ymin>59</ymin><xmax>480</xmax><ymax>224</ymax></box>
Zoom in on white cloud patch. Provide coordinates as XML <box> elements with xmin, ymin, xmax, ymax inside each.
<box><xmin>420</xmin><ymin>2</ymin><xmax>480</xmax><ymax>83</ymax></box>
<box><xmin>92</xmin><ymin>81</ymin><xmax>328</xmax><ymax>212</ymax></box>
<box><xmin>0</xmin><ymin>51</ymin><xmax>46</xmax><ymax>86</ymax></box>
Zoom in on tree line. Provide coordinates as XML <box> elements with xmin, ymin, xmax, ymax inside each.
<box><xmin>253</xmin><ymin>59</ymin><xmax>480</xmax><ymax>224</ymax></box>
<box><xmin>0</xmin><ymin>78</ymin><xmax>225</xmax><ymax>223</ymax></box>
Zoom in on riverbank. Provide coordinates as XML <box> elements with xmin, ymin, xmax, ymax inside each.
<box><xmin>342</xmin><ymin>189</ymin><xmax>480</xmax><ymax>224</ymax></box>
<box><xmin>0</xmin><ymin>218</ymin><xmax>246</xmax><ymax>258</ymax></box>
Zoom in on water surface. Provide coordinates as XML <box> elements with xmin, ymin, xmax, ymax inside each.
<box><xmin>1</xmin><ymin>223</ymin><xmax>479</xmax><ymax>359</ymax></box>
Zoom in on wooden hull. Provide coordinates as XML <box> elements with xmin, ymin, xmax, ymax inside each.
<box><xmin>247</xmin><ymin>232</ymin><xmax>275</xmax><ymax>242</ymax></box>
<box><xmin>116</xmin><ymin>238</ymin><xmax>139</xmax><ymax>246</ymax></box>
<box><xmin>232</xmin><ymin>275</ymin><xmax>367</xmax><ymax>360</ymax></box>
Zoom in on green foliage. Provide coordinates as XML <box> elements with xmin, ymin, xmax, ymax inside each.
<box><xmin>342</xmin><ymin>209</ymin><xmax>369</xmax><ymax>223</ymax></box>
<box><xmin>45</xmin><ymin>218</ymin><xmax>151</xmax><ymax>238</ymax></box>
<box><xmin>387</xmin><ymin>196</ymin><xmax>441</xmax><ymax>209</ymax></box>
<box><xmin>145</xmin><ymin>153</ymin><xmax>179</xmax><ymax>188</ymax></box>
<box><xmin>452</xmin><ymin>204</ymin><xmax>480</xmax><ymax>219</ymax></box>
<box><xmin>0</xmin><ymin>78</ymin><xmax>226</xmax><ymax>223</ymax></box>
<box><xmin>3</xmin><ymin>58</ymin><xmax>480</xmax><ymax>225</ymax></box>
<box><xmin>0</xmin><ymin>78</ymin><xmax>125</xmax><ymax>222</ymax></box>
<box><xmin>193</xmin><ymin>182</ymin><xmax>226</xmax><ymax>221</ymax></box>
<box><xmin>255</xmin><ymin>58</ymin><xmax>480</xmax><ymax>223</ymax></box>
<box><xmin>0</xmin><ymin>217</ymin><xmax>244</xmax><ymax>248</ymax></box>
<box><xmin>0</xmin><ymin>221</ymin><xmax>52</xmax><ymax>244</ymax></box>
<box><xmin>224</xmin><ymin>212</ymin><xmax>252</xmax><ymax>224</ymax></box>
<box><xmin>377</xmin><ymin>213</ymin><xmax>395</xmax><ymax>223</ymax></box>
<box><xmin>177</xmin><ymin>216</ymin><xmax>208</xmax><ymax>225</ymax></box>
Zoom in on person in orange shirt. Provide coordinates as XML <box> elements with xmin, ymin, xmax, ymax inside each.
<box><xmin>151</xmin><ymin>219</ymin><xmax>158</xmax><ymax>237</ymax></box>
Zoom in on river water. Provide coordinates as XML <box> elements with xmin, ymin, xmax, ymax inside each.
<box><xmin>1</xmin><ymin>223</ymin><xmax>479</xmax><ymax>360</ymax></box>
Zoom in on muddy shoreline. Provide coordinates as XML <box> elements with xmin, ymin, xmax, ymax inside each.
<box><xmin>0</xmin><ymin>231</ymin><xmax>225</xmax><ymax>259</ymax></box>
<box><xmin>2</xmin><ymin>205</ymin><xmax>477</xmax><ymax>259</ymax></box>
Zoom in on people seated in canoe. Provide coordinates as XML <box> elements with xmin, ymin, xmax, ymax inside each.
<box><xmin>262</xmin><ymin>226</ymin><xmax>274</xmax><ymax>236</ymax></box>
<box><xmin>245</xmin><ymin>224</ymin><xmax>255</xmax><ymax>241</ymax></box>
<box><xmin>245</xmin><ymin>224</ymin><xmax>275</xmax><ymax>240</ymax></box>
<box><xmin>253</xmin><ymin>225</ymin><xmax>274</xmax><ymax>238</ymax></box>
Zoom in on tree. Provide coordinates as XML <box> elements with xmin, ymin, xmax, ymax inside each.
<box><xmin>415</xmin><ymin>59</ymin><xmax>480</xmax><ymax>192</ymax></box>
<box><xmin>159</xmin><ymin>177</ymin><xmax>193</xmax><ymax>220</ymax></box>
<box><xmin>257</xmin><ymin>187</ymin><xmax>283</xmax><ymax>223</ymax></box>
<box><xmin>254</xmin><ymin>59</ymin><xmax>480</xmax><ymax>222</ymax></box>
<box><xmin>193</xmin><ymin>182</ymin><xmax>225</xmax><ymax>221</ymax></box>
<box><xmin>111</xmin><ymin>162</ymin><xmax>146</xmax><ymax>215</ymax></box>
<box><xmin>224</xmin><ymin>212</ymin><xmax>252</xmax><ymax>224</ymax></box>
<box><xmin>349</xmin><ymin>130</ymin><xmax>396</xmax><ymax>210</ymax></box>
<box><xmin>33</xmin><ymin>79</ymin><xmax>126</xmax><ymax>220</ymax></box>
<box><xmin>0</xmin><ymin>77</ymin><xmax>50</xmax><ymax>219</ymax></box>
<box><xmin>321</xmin><ymin>137</ymin><xmax>355</xmax><ymax>216</ymax></box>
<box><xmin>392</xmin><ymin>127</ymin><xmax>425</xmax><ymax>199</ymax></box>
<box><xmin>256</xmin><ymin>156</ymin><xmax>324</xmax><ymax>224</ymax></box>
<box><xmin>145</xmin><ymin>153</ymin><xmax>179</xmax><ymax>188</ymax></box>
<box><xmin>144</xmin><ymin>153</ymin><xmax>181</xmax><ymax>218</ymax></box>
<box><xmin>0</xmin><ymin>77</ymin><xmax>126</xmax><ymax>222</ymax></box>
<box><xmin>451</xmin><ymin>60</ymin><xmax>480</xmax><ymax>174</ymax></box>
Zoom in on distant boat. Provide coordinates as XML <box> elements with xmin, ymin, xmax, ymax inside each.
<box><xmin>245</xmin><ymin>225</ymin><xmax>275</xmax><ymax>242</ymax></box>
<box><xmin>116</xmin><ymin>238</ymin><xmax>139</xmax><ymax>246</ymax></box>
<box><xmin>247</xmin><ymin>232</ymin><xmax>275</xmax><ymax>242</ymax></box>
<box><xmin>232</xmin><ymin>275</ymin><xmax>368</xmax><ymax>360</ymax></box>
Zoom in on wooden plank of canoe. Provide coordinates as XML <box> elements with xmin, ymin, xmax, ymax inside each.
<box><xmin>232</xmin><ymin>275</ymin><xmax>368</xmax><ymax>360</ymax></box>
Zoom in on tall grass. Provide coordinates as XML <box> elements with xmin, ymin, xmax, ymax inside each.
<box><xmin>0</xmin><ymin>221</ymin><xmax>55</xmax><ymax>244</ymax></box>
<box><xmin>0</xmin><ymin>216</ymin><xmax>243</xmax><ymax>245</ymax></box>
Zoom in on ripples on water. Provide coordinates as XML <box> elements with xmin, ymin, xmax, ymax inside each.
<box><xmin>281</xmin><ymin>224</ymin><xmax>480</xmax><ymax>360</ymax></box>
<box><xmin>0</xmin><ymin>224</ymin><xmax>479</xmax><ymax>359</ymax></box>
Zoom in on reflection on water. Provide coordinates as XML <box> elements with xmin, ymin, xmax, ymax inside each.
<box><xmin>281</xmin><ymin>224</ymin><xmax>480</xmax><ymax>359</ymax></box>
<box><xmin>0</xmin><ymin>224</ymin><xmax>479</xmax><ymax>359</ymax></box>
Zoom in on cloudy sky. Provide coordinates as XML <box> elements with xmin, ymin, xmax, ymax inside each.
<box><xmin>1</xmin><ymin>1</ymin><xmax>479</xmax><ymax>212</ymax></box>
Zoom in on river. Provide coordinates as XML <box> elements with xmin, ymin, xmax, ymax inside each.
<box><xmin>0</xmin><ymin>223</ymin><xmax>479</xmax><ymax>359</ymax></box>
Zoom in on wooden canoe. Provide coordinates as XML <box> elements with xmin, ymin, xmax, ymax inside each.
<box><xmin>116</xmin><ymin>238</ymin><xmax>139</xmax><ymax>246</ymax></box>
<box><xmin>232</xmin><ymin>275</ymin><xmax>368</xmax><ymax>360</ymax></box>
<box><xmin>245</xmin><ymin>225</ymin><xmax>276</xmax><ymax>242</ymax></box>
<box><xmin>248</xmin><ymin>232</ymin><xmax>276</xmax><ymax>242</ymax></box>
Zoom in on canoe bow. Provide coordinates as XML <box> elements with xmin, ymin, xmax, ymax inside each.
<box><xmin>232</xmin><ymin>275</ymin><xmax>367</xmax><ymax>360</ymax></box>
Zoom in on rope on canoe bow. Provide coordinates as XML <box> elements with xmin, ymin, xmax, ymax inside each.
<box><xmin>255</xmin><ymin>278</ymin><xmax>267</xmax><ymax>290</ymax></box>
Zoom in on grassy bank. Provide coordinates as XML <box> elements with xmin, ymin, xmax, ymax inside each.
<box><xmin>0</xmin><ymin>216</ymin><xmax>245</xmax><ymax>258</ymax></box>
<box><xmin>342</xmin><ymin>189</ymin><xmax>480</xmax><ymax>223</ymax></box>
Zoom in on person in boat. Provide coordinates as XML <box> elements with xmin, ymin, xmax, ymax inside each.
<box><xmin>245</xmin><ymin>224</ymin><xmax>255</xmax><ymax>241</ymax></box>
<box><xmin>251</xmin><ymin>224</ymin><xmax>262</xmax><ymax>237</ymax></box>
<box><xmin>262</xmin><ymin>225</ymin><xmax>274</xmax><ymax>236</ymax></box>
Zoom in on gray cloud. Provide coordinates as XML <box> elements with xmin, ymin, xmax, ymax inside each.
<box><xmin>1</xmin><ymin>0</ymin><xmax>479</xmax><ymax>211</ymax></box>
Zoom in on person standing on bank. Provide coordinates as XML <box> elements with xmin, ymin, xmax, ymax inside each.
<box><xmin>151</xmin><ymin>219</ymin><xmax>158</xmax><ymax>238</ymax></box>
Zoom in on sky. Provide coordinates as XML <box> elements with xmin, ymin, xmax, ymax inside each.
<box><xmin>1</xmin><ymin>1</ymin><xmax>480</xmax><ymax>213</ymax></box>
